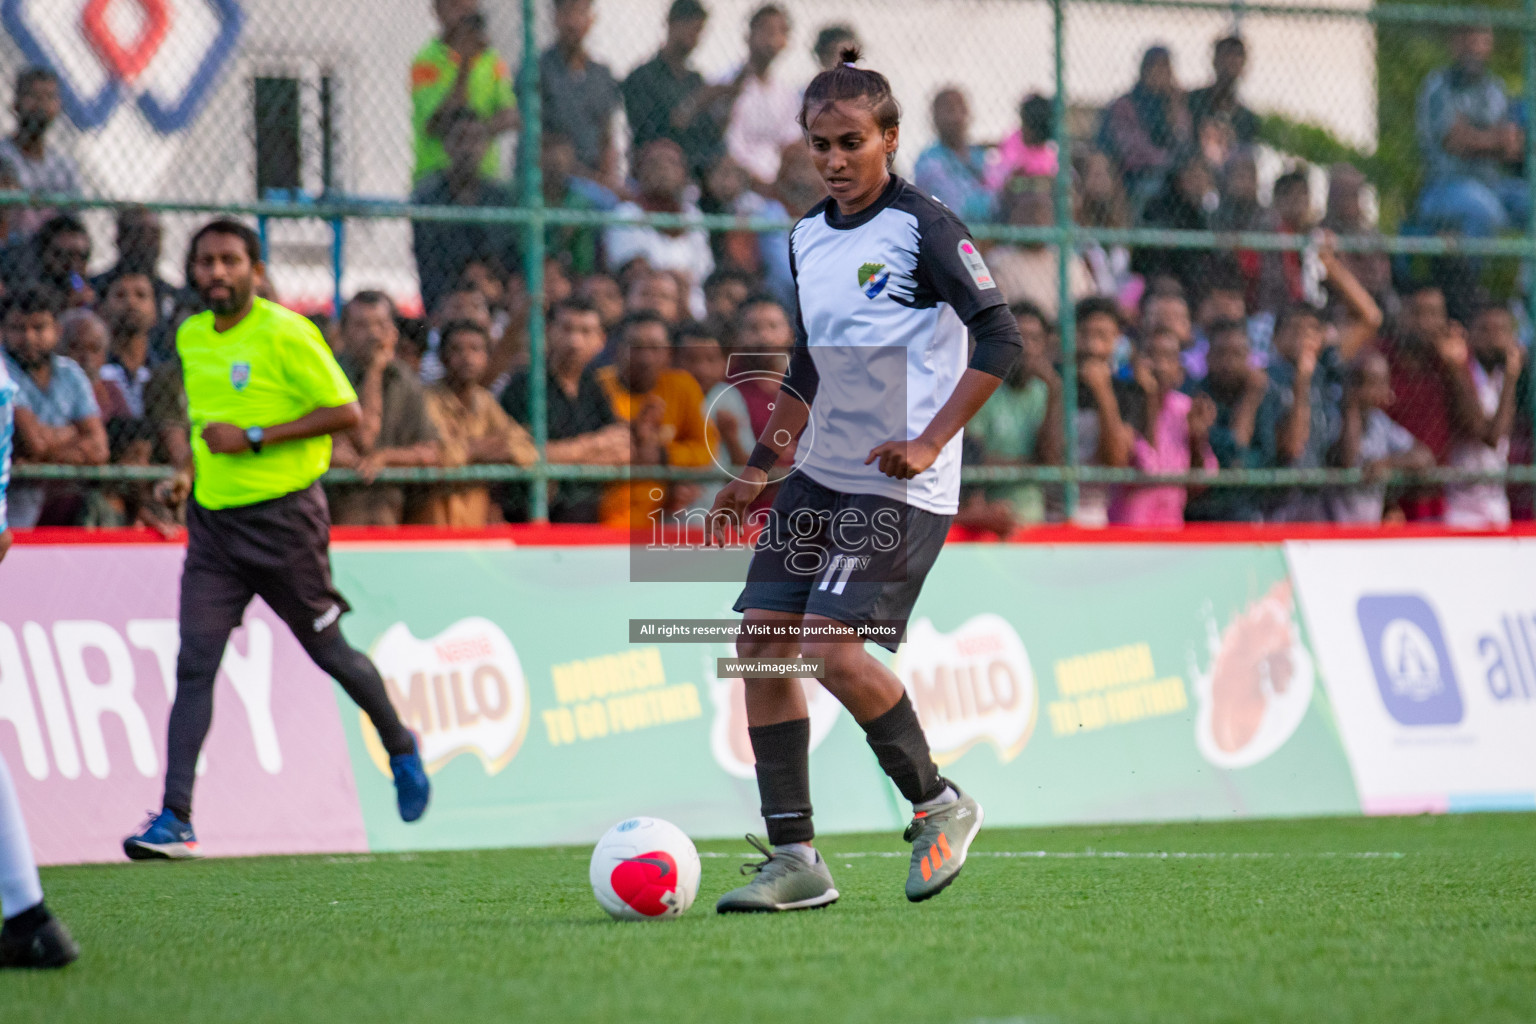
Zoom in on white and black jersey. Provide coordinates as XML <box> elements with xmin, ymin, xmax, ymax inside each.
<box><xmin>782</xmin><ymin>174</ymin><xmax>1019</xmax><ymax>515</ymax></box>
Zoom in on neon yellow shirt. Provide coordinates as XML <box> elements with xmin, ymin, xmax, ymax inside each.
<box><xmin>410</xmin><ymin>38</ymin><xmax>516</xmax><ymax>182</ymax></box>
<box><xmin>178</xmin><ymin>298</ymin><xmax>358</xmax><ymax>509</ymax></box>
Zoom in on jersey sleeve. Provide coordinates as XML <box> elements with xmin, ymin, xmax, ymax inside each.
<box><xmin>781</xmin><ymin>230</ymin><xmax>820</xmax><ymax>406</ymax></box>
<box><xmin>282</xmin><ymin>318</ymin><xmax>359</xmax><ymax>410</ymax></box>
<box><xmin>965</xmin><ymin>302</ymin><xmax>1023</xmax><ymax>379</ymax></box>
<box><xmin>914</xmin><ymin>211</ymin><xmax>1008</xmax><ymax>325</ymax></box>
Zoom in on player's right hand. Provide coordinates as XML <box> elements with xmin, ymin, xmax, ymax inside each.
<box><xmin>707</xmin><ymin>470</ymin><xmax>767</xmax><ymax>546</ymax></box>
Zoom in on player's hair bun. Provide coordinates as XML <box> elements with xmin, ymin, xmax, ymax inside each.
<box><xmin>798</xmin><ymin>44</ymin><xmax>901</xmax><ymax>142</ymax></box>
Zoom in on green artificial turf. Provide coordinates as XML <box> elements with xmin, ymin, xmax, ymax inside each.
<box><xmin>4</xmin><ymin>814</ymin><xmax>1534</xmax><ymax>1024</ymax></box>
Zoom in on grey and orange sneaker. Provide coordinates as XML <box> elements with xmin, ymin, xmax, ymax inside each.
<box><xmin>716</xmin><ymin>835</ymin><xmax>840</xmax><ymax>913</ymax></box>
<box><xmin>903</xmin><ymin>784</ymin><xmax>985</xmax><ymax>902</ymax></box>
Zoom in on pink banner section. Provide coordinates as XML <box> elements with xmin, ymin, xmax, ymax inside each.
<box><xmin>0</xmin><ymin>545</ymin><xmax>368</xmax><ymax>864</ymax></box>
<box><xmin>1361</xmin><ymin>795</ymin><xmax>1451</xmax><ymax>816</ymax></box>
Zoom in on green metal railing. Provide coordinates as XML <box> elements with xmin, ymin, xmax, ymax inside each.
<box><xmin>9</xmin><ymin>0</ymin><xmax>1536</xmax><ymax>522</ymax></box>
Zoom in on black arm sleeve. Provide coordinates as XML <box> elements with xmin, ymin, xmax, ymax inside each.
<box><xmin>782</xmin><ymin>340</ymin><xmax>820</xmax><ymax>406</ymax></box>
<box><xmin>780</xmin><ymin>229</ymin><xmax>819</xmax><ymax>406</ymax></box>
<box><xmin>965</xmin><ymin>302</ymin><xmax>1024</xmax><ymax>379</ymax></box>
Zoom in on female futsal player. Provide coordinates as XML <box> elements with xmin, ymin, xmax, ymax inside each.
<box><xmin>709</xmin><ymin>48</ymin><xmax>1023</xmax><ymax>912</ymax></box>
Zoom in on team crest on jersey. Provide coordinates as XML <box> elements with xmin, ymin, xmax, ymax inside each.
<box><xmin>857</xmin><ymin>262</ymin><xmax>890</xmax><ymax>299</ymax></box>
<box><xmin>230</xmin><ymin>361</ymin><xmax>251</xmax><ymax>391</ymax></box>
<box><xmin>958</xmin><ymin>240</ymin><xmax>997</xmax><ymax>290</ymax></box>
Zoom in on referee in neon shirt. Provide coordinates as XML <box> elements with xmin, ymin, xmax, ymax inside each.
<box><xmin>124</xmin><ymin>220</ymin><xmax>429</xmax><ymax>861</ymax></box>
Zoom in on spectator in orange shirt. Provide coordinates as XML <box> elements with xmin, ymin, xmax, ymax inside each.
<box><xmin>596</xmin><ymin>311</ymin><xmax>710</xmax><ymax>529</ymax></box>
<box><xmin>410</xmin><ymin>1</ymin><xmax>518</xmax><ymax>184</ymax></box>
<box><xmin>425</xmin><ymin>320</ymin><xmax>537</xmax><ymax>526</ymax></box>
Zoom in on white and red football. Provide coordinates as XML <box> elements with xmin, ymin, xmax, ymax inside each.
<box><xmin>589</xmin><ymin>817</ymin><xmax>701</xmax><ymax>921</ymax></box>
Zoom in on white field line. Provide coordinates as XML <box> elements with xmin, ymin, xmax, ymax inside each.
<box><xmin>696</xmin><ymin>850</ymin><xmax>1406</xmax><ymax>860</ymax></box>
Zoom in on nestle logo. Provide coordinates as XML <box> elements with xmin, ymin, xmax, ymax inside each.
<box><xmin>1356</xmin><ymin>595</ymin><xmax>1464</xmax><ymax>726</ymax></box>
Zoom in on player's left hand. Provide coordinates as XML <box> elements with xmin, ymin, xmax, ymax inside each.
<box><xmin>865</xmin><ymin>438</ymin><xmax>940</xmax><ymax>480</ymax></box>
<box><xmin>201</xmin><ymin>422</ymin><xmax>248</xmax><ymax>454</ymax></box>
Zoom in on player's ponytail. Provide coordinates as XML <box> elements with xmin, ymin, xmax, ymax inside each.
<box><xmin>798</xmin><ymin>46</ymin><xmax>902</xmax><ymax>166</ymax></box>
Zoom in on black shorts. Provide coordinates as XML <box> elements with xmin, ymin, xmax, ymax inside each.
<box><xmin>733</xmin><ymin>471</ymin><xmax>953</xmax><ymax>652</ymax></box>
<box><xmin>180</xmin><ymin>482</ymin><xmax>350</xmax><ymax>644</ymax></box>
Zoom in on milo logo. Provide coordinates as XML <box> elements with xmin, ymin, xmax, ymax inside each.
<box><xmin>364</xmin><ymin>617</ymin><xmax>529</xmax><ymax>775</ymax></box>
<box><xmin>895</xmin><ymin>614</ymin><xmax>1037</xmax><ymax>765</ymax></box>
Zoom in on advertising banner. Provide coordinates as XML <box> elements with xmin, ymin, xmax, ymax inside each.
<box><xmin>329</xmin><ymin>542</ymin><xmax>1359</xmax><ymax>854</ymax></box>
<box><xmin>327</xmin><ymin>546</ymin><xmax>905</xmax><ymax>855</ymax></box>
<box><xmin>893</xmin><ymin>545</ymin><xmax>1357</xmax><ymax>827</ymax></box>
<box><xmin>0</xmin><ymin>546</ymin><xmax>369</xmax><ymax>864</ymax></box>
<box><xmin>3</xmin><ymin>539</ymin><xmax>1364</xmax><ymax>863</ymax></box>
<box><xmin>1286</xmin><ymin>539</ymin><xmax>1536</xmax><ymax>814</ymax></box>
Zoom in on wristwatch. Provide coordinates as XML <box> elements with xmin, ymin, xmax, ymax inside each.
<box><xmin>244</xmin><ymin>425</ymin><xmax>265</xmax><ymax>454</ymax></box>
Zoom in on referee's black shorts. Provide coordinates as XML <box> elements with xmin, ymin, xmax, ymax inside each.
<box><xmin>733</xmin><ymin>470</ymin><xmax>953</xmax><ymax>652</ymax></box>
<box><xmin>180</xmin><ymin>482</ymin><xmax>350</xmax><ymax>643</ymax></box>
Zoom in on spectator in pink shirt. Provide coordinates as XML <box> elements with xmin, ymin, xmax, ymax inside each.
<box><xmin>985</xmin><ymin>94</ymin><xmax>1058</xmax><ymax>193</ymax></box>
<box><xmin>1110</xmin><ymin>327</ymin><xmax>1217</xmax><ymax>525</ymax></box>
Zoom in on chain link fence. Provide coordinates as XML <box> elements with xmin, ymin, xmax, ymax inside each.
<box><xmin>2</xmin><ymin>0</ymin><xmax>1535</xmax><ymax>531</ymax></box>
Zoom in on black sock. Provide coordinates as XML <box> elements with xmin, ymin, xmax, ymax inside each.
<box><xmin>2</xmin><ymin>902</ymin><xmax>49</xmax><ymax>935</ymax></box>
<box><xmin>749</xmin><ymin>718</ymin><xmax>814</xmax><ymax>845</ymax></box>
<box><xmin>860</xmin><ymin>692</ymin><xmax>945</xmax><ymax>805</ymax></box>
<box><xmin>166</xmin><ymin>805</ymin><xmax>191</xmax><ymax>825</ymax></box>
<box><xmin>305</xmin><ymin>631</ymin><xmax>415</xmax><ymax>757</ymax></box>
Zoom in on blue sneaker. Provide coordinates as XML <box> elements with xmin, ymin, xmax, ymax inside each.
<box><xmin>390</xmin><ymin>738</ymin><xmax>431</xmax><ymax>823</ymax></box>
<box><xmin>123</xmin><ymin>809</ymin><xmax>203</xmax><ymax>861</ymax></box>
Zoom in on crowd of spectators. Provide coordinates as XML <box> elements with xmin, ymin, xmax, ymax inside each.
<box><xmin>4</xmin><ymin>3</ymin><xmax>1534</xmax><ymax>532</ymax></box>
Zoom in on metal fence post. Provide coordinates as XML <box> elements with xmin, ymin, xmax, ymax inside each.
<box><xmin>1052</xmin><ymin>0</ymin><xmax>1079</xmax><ymax>520</ymax></box>
<box><xmin>330</xmin><ymin>216</ymin><xmax>344</xmax><ymax>317</ymax></box>
<box><xmin>521</xmin><ymin>0</ymin><xmax>549</xmax><ymax>522</ymax></box>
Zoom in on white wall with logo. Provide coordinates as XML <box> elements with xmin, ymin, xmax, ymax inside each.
<box><xmin>0</xmin><ymin>0</ymin><xmax>1376</xmax><ymax>310</ymax></box>
<box><xmin>1287</xmin><ymin>540</ymin><xmax>1536</xmax><ymax>816</ymax></box>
